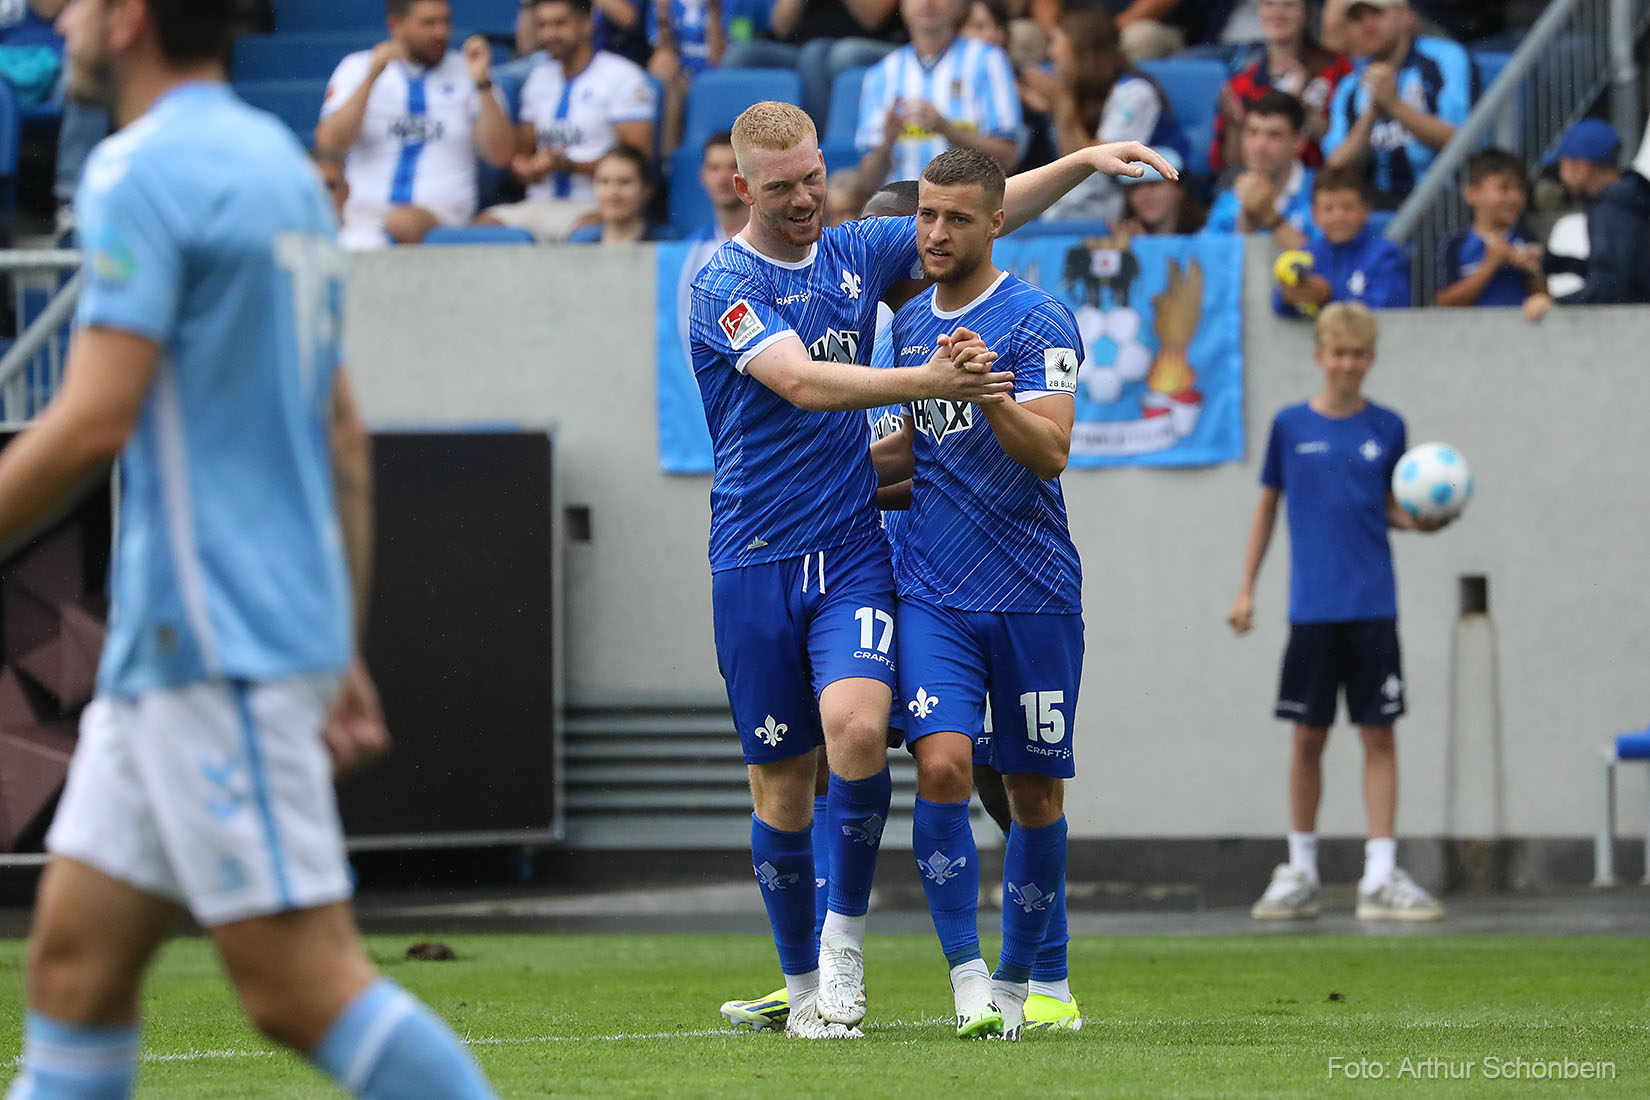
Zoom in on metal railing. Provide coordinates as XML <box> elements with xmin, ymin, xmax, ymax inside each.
<box><xmin>0</xmin><ymin>250</ymin><xmax>82</xmax><ymax>422</ymax></box>
<box><xmin>1386</xmin><ymin>0</ymin><xmax>1650</xmax><ymax>304</ymax></box>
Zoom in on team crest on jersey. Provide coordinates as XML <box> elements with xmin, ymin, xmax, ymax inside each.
<box><xmin>911</xmin><ymin>398</ymin><xmax>973</xmax><ymax>444</ymax></box>
<box><xmin>719</xmin><ymin>299</ymin><xmax>766</xmax><ymax>350</ymax></box>
<box><xmin>1043</xmin><ymin>346</ymin><xmax>1078</xmax><ymax>393</ymax></box>
<box><xmin>808</xmin><ymin>328</ymin><xmax>860</xmax><ymax>364</ymax></box>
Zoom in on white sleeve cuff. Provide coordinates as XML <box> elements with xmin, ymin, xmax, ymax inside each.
<box><xmin>734</xmin><ymin>330</ymin><xmax>793</xmax><ymax>373</ymax></box>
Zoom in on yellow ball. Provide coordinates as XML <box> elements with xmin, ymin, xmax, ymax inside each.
<box><xmin>1273</xmin><ymin>250</ymin><xmax>1314</xmax><ymax>287</ymax></box>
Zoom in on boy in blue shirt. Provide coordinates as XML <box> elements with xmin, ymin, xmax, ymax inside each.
<box><xmin>1228</xmin><ymin>302</ymin><xmax>1447</xmax><ymax>923</ymax></box>
<box><xmin>1434</xmin><ymin>149</ymin><xmax>1542</xmax><ymax>309</ymax></box>
<box><xmin>1275</xmin><ymin>167</ymin><xmax>1410</xmax><ymax>316</ymax></box>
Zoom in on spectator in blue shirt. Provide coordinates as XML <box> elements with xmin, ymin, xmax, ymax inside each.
<box><xmin>1204</xmin><ymin>90</ymin><xmax>1313</xmax><ymax>251</ymax></box>
<box><xmin>1275</xmin><ymin>166</ymin><xmax>1409</xmax><ymax>316</ymax></box>
<box><xmin>1524</xmin><ymin>118</ymin><xmax>1650</xmax><ymax>322</ymax></box>
<box><xmin>1434</xmin><ymin>148</ymin><xmax>1541</xmax><ymax>309</ymax></box>
<box><xmin>566</xmin><ymin>145</ymin><xmax>681</xmax><ymax>242</ymax></box>
<box><xmin>1323</xmin><ymin>0</ymin><xmax>1469</xmax><ymax>207</ymax></box>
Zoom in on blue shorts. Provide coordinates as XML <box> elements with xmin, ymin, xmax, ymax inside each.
<box><xmin>712</xmin><ymin>535</ymin><xmax>898</xmax><ymax>765</ymax></box>
<box><xmin>896</xmin><ymin>595</ymin><xmax>1083</xmax><ymax>778</ymax></box>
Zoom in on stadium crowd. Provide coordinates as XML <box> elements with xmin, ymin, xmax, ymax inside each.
<box><xmin>1</xmin><ymin>0</ymin><xmax>1646</xmax><ymax>312</ymax></box>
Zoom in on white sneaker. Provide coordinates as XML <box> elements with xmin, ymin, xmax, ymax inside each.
<box><xmin>785</xmin><ymin>991</ymin><xmax>864</xmax><ymax>1039</ymax></box>
<box><xmin>817</xmin><ymin>931</ymin><xmax>867</xmax><ymax>1026</ymax></box>
<box><xmin>1250</xmin><ymin>864</ymin><xmax>1321</xmax><ymax>920</ymax></box>
<box><xmin>1356</xmin><ymin>867</ymin><xmax>1445</xmax><ymax>922</ymax></box>
<box><xmin>986</xmin><ymin>979</ymin><xmax>1026</xmax><ymax>1042</ymax></box>
<box><xmin>950</xmin><ymin>971</ymin><xmax>1003</xmax><ymax>1039</ymax></box>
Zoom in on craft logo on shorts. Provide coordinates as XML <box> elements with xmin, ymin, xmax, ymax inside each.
<box><xmin>719</xmin><ymin>299</ymin><xmax>766</xmax><ymax>350</ymax></box>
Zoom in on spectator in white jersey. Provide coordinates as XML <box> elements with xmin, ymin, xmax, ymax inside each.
<box><xmin>855</xmin><ymin>0</ymin><xmax>1022</xmax><ymax>188</ymax></box>
<box><xmin>477</xmin><ymin>0</ymin><xmax>657</xmax><ymax>241</ymax></box>
<box><xmin>316</xmin><ymin>0</ymin><xmax>515</xmax><ymax>249</ymax></box>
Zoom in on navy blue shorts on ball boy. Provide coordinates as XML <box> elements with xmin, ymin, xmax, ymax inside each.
<box><xmin>1275</xmin><ymin>618</ymin><xmax>1405</xmax><ymax>728</ymax></box>
<box><xmin>712</xmin><ymin>534</ymin><xmax>899</xmax><ymax>765</ymax></box>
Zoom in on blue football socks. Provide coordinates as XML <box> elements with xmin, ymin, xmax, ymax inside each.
<box><xmin>750</xmin><ymin>814</ymin><xmax>818</xmax><ymax>974</ymax></box>
<box><xmin>311</xmin><ymin>978</ymin><xmax>494</xmax><ymax>1099</ymax></box>
<box><xmin>811</xmin><ymin>793</ymin><xmax>831</xmax><ymax>943</ymax></box>
<box><xmin>912</xmin><ymin>795</ymin><xmax>983</xmax><ymax>966</ymax></box>
<box><xmin>994</xmin><ymin>816</ymin><xmax>1068</xmax><ymax>985</ymax></box>
<box><xmin>6</xmin><ymin>1013</ymin><xmax>137</xmax><ymax>1099</ymax></box>
<box><xmin>825</xmin><ymin>767</ymin><xmax>891</xmax><ymax>918</ymax></box>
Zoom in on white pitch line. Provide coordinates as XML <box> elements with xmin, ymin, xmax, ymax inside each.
<box><xmin>8</xmin><ymin>1014</ymin><xmax>1644</xmax><ymax>1070</ymax></box>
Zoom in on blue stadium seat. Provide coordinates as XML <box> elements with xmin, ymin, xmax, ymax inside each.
<box><xmin>1138</xmin><ymin>57</ymin><xmax>1227</xmax><ymax>177</ymax></box>
<box><xmin>275</xmin><ymin>0</ymin><xmax>383</xmax><ymax>32</ymax></box>
<box><xmin>683</xmin><ymin>69</ymin><xmax>803</xmax><ymax>146</ymax></box>
<box><xmin>234</xmin><ymin>33</ymin><xmax>379</xmax><ymax>81</ymax></box>
<box><xmin>823</xmin><ymin>66</ymin><xmax>867</xmax><ymax>148</ymax></box>
<box><xmin>0</xmin><ymin>80</ymin><xmax>18</xmax><ymax>216</ymax></box>
<box><xmin>424</xmin><ymin>226</ymin><xmax>536</xmax><ymax>245</ymax></box>
<box><xmin>235</xmin><ymin>79</ymin><xmax>328</xmax><ymax>144</ymax></box>
<box><xmin>451</xmin><ymin>0</ymin><xmax>521</xmax><ymax>34</ymax></box>
<box><xmin>668</xmin><ymin>144</ymin><xmax>711</xmax><ymax>235</ymax></box>
<box><xmin>1473</xmin><ymin>50</ymin><xmax>1512</xmax><ymax>98</ymax></box>
<box><xmin>1007</xmin><ymin>218</ymin><xmax>1109</xmax><ymax>240</ymax></box>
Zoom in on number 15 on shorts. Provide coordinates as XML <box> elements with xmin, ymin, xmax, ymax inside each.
<box><xmin>1019</xmin><ymin>690</ymin><xmax>1066</xmax><ymax>743</ymax></box>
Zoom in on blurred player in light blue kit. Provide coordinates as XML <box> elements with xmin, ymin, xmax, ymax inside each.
<box><xmin>872</xmin><ymin>147</ymin><xmax>1085</xmax><ymax>1040</ymax></box>
<box><xmin>692</xmin><ymin>101</ymin><xmax>1174</xmax><ymax>1037</ymax></box>
<box><xmin>4</xmin><ymin>1</ymin><xmax>496</xmax><ymax>1096</ymax></box>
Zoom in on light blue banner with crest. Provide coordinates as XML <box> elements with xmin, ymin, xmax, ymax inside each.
<box><xmin>654</xmin><ymin>233</ymin><xmax>1247</xmax><ymax>474</ymax></box>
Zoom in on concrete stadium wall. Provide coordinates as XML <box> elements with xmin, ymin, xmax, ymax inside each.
<box><xmin>345</xmin><ymin>243</ymin><xmax>1650</xmax><ymax>844</ymax></box>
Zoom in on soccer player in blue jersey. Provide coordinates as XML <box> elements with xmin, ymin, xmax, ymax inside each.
<box><xmin>1228</xmin><ymin>302</ymin><xmax>1447</xmax><ymax>924</ymax></box>
<box><xmin>691</xmin><ymin>102</ymin><xmax>1172</xmax><ymax>1038</ymax></box>
<box><xmin>869</xmin><ymin>147</ymin><xmax>1086</xmax><ymax>1041</ymax></box>
<box><xmin>2</xmin><ymin>2</ymin><xmax>496</xmax><ymax>1097</ymax></box>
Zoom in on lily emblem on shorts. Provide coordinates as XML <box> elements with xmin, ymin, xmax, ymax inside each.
<box><xmin>755</xmin><ymin>714</ymin><xmax>787</xmax><ymax>746</ymax></box>
<box><xmin>908</xmin><ymin>688</ymin><xmax>939</xmax><ymax>719</ymax></box>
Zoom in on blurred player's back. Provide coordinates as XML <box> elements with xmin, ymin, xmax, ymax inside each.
<box><xmin>78</xmin><ymin>84</ymin><xmax>352</xmax><ymax>694</ymax></box>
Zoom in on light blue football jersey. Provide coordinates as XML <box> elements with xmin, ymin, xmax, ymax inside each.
<box><xmin>689</xmin><ymin>216</ymin><xmax>921</xmax><ymax>571</ymax></box>
<box><xmin>891</xmin><ymin>272</ymin><xmax>1084</xmax><ymax>614</ymax></box>
<box><xmin>75</xmin><ymin>82</ymin><xmax>352</xmax><ymax>695</ymax></box>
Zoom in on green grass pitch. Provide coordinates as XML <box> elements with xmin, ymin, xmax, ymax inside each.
<box><xmin>3</xmin><ymin>933</ymin><xmax>1647</xmax><ymax>1098</ymax></box>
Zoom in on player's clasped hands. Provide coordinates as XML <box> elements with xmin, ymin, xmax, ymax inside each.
<box><xmin>928</xmin><ymin>326</ymin><xmax>1013</xmax><ymax>403</ymax></box>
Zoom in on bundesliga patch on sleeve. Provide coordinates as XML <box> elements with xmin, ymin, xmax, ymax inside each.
<box><xmin>1043</xmin><ymin>347</ymin><xmax>1079</xmax><ymax>392</ymax></box>
<box><xmin>719</xmin><ymin>299</ymin><xmax>766</xmax><ymax>350</ymax></box>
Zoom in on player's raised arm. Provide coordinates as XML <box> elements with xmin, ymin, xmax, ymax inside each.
<box><xmin>1000</xmin><ymin>142</ymin><xmax>1180</xmax><ymax>235</ymax></box>
<box><xmin>743</xmin><ymin>331</ymin><xmax>1010</xmax><ymax>412</ymax></box>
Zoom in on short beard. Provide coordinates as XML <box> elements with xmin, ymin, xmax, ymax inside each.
<box><xmin>929</xmin><ymin>248</ymin><xmax>984</xmax><ymax>285</ymax></box>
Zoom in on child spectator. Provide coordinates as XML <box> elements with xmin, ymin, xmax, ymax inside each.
<box><xmin>1118</xmin><ymin>149</ymin><xmax>1205</xmax><ymax>236</ymax></box>
<box><xmin>1275</xmin><ymin>166</ymin><xmax>1409</xmax><ymax>316</ymax></box>
<box><xmin>1434</xmin><ymin>149</ymin><xmax>1542</xmax><ymax>309</ymax></box>
<box><xmin>1019</xmin><ymin>5</ymin><xmax>1186</xmax><ymax>223</ymax></box>
<box><xmin>1228</xmin><ymin>301</ymin><xmax>1448</xmax><ymax>924</ymax></box>
<box><xmin>1211</xmin><ymin>0</ymin><xmax>1351</xmax><ymax>177</ymax></box>
<box><xmin>1524</xmin><ymin>118</ymin><xmax>1650</xmax><ymax>321</ymax></box>
<box><xmin>567</xmin><ymin>145</ymin><xmax>680</xmax><ymax>242</ymax></box>
<box><xmin>1204</xmin><ymin>90</ymin><xmax>1313</xmax><ymax>249</ymax></box>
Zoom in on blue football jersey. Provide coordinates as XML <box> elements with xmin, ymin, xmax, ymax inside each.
<box><xmin>1260</xmin><ymin>400</ymin><xmax>1407</xmax><ymax>623</ymax></box>
<box><xmin>75</xmin><ymin>83</ymin><xmax>352</xmax><ymax>695</ymax></box>
<box><xmin>689</xmin><ymin>216</ymin><xmax>921</xmax><ymax>571</ymax></box>
<box><xmin>891</xmin><ymin>273</ymin><xmax>1084</xmax><ymax>614</ymax></box>
<box><xmin>865</xmin><ymin>301</ymin><xmax>907</xmax><ymax>548</ymax></box>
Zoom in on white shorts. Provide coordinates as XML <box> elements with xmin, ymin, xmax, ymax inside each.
<box><xmin>482</xmin><ymin>199</ymin><xmax>597</xmax><ymax>242</ymax></box>
<box><xmin>46</xmin><ymin>676</ymin><xmax>352</xmax><ymax>927</ymax></box>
